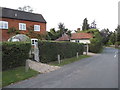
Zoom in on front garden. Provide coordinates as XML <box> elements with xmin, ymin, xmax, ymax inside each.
<box><xmin>2</xmin><ymin>66</ymin><xmax>39</xmax><ymax>87</ymax></box>
<box><xmin>2</xmin><ymin>42</ymin><xmax>40</xmax><ymax>87</ymax></box>
<box><xmin>2</xmin><ymin>41</ymin><xmax>86</xmax><ymax>87</ymax></box>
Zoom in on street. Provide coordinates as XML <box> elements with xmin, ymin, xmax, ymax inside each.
<box><xmin>6</xmin><ymin>47</ymin><xmax>118</xmax><ymax>88</ymax></box>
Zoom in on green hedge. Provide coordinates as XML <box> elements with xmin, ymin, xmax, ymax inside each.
<box><xmin>38</xmin><ymin>41</ymin><xmax>84</xmax><ymax>63</ymax></box>
<box><xmin>2</xmin><ymin>42</ymin><xmax>31</xmax><ymax>70</ymax></box>
<box><xmin>89</xmin><ymin>39</ymin><xmax>103</xmax><ymax>53</ymax></box>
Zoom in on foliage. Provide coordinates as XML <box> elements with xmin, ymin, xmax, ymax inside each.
<box><xmin>38</xmin><ymin>41</ymin><xmax>84</xmax><ymax>63</ymax></box>
<box><xmin>89</xmin><ymin>20</ymin><xmax>97</xmax><ymax>29</ymax></box>
<box><xmin>85</xmin><ymin>29</ymin><xmax>99</xmax><ymax>34</ymax></box>
<box><xmin>18</xmin><ymin>6</ymin><xmax>33</xmax><ymax>12</ymax></box>
<box><xmin>109</xmin><ymin>32</ymin><xmax>116</xmax><ymax>45</ymax></box>
<box><xmin>107</xmin><ymin>40</ymin><xmax>113</xmax><ymax>46</ymax></box>
<box><xmin>7</xmin><ymin>27</ymin><xmax>20</xmax><ymax>35</ymax></box>
<box><xmin>26</xmin><ymin>26</ymin><xmax>46</xmax><ymax>40</ymax></box>
<box><xmin>47</xmin><ymin>24</ymin><xmax>72</xmax><ymax>40</ymax></box>
<box><xmin>89</xmin><ymin>32</ymin><xmax>103</xmax><ymax>53</ymax></box>
<box><xmin>100</xmin><ymin>28</ymin><xmax>112</xmax><ymax>45</ymax></box>
<box><xmin>82</xmin><ymin>18</ymin><xmax>89</xmax><ymax>30</ymax></box>
<box><xmin>115</xmin><ymin>25</ymin><xmax>120</xmax><ymax>42</ymax></box>
<box><xmin>47</xmin><ymin>28</ymin><xmax>60</xmax><ymax>40</ymax></box>
<box><xmin>58</xmin><ymin>22</ymin><xmax>65</xmax><ymax>35</ymax></box>
<box><xmin>2</xmin><ymin>66</ymin><xmax>39</xmax><ymax>87</ymax></box>
<box><xmin>44</xmin><ymin>32</ymin><xmax>51</xmax><ymax>40</ymax></box>
<box><xmin>2</xmin><ymin>42</ymin><xmax>31</xmax><ymax>70</ymax></box>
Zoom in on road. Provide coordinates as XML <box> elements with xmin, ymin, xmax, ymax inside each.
<box><xmin>6</xmin><ymin>47</ymin><xmax>118</xmax><ymax>88</ymax></box>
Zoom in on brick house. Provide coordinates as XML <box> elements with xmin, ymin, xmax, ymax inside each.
<box><xmin>0</xmin><ymin>7</ymin><xmax>47</xmax><ymax>42</ymax></box>
<box><xmin>56</xmin><ymin>33</ymin><xmax>93</xmax><ymax>44</ymax></box>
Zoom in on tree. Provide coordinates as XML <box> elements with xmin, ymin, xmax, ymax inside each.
<box><xmin>109</xmin><ymin>31</ymin><xmax>116</xmax><ymax>45</ymax></box>
<box><xmin>90</xmin><ymin>20</ymin><xmax>97</xmax><ymax>29</ymax></box>
<box><xmin>82</xmin><ymin>18</ymin><xmax>89</xmax><ymax>31</ymax></box>
<box><xmin>58</xmin><ymin>22</ymin><xmax>65</xmax><ymax>36</ymax></box>
<box><xmin>115</xmin><ymin>25</ymin><xmax>120</xmax><ymax>42</ymax></box>
<box><xmin>18</xmin><ymin>6</ymin><xmax>33</xmax><ymax>12</ymax></box>
<box><xmin>100</xmin><ymin>28</ymin><xmax>112</xmax><ymax>45</ymax></box>
<box><xmin>46</xmin><ymin>28</ymin><xmax>61</xmax><ymax>40</ymax></box>
<box><xmin>89</xmin><ymin>32</ymin><xmax>103</xmax><ymax>53</ymax></box>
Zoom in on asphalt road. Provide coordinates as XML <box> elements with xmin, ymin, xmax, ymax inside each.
<box><xmin>6</xmin><ymin>47</ymin><xmax>118</xmax><ymax>88</ymax></box>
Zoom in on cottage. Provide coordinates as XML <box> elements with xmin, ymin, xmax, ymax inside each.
<box><xmin>56</xmin><ymin>33</ymin><xmax>93</xmax><ymax>44</ymax></box>
<box><xmin>0</xmin><ymin>7</ymin><xmax>47</xmax><ymax>43</ymax></box>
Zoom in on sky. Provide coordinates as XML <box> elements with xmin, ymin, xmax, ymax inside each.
<box><xmin>0</xmin><ymin>0</ymin><xmax>119</xmax><ymax>32</ymax></box>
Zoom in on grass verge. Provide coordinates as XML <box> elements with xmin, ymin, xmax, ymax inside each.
<box><xmin>2</xmin><ymin>66</ymin><xmax>39</xmax><ymax>87</ymax></box>
<box><xmin>49</xmin><ymin>55</ymin><xmax>90</xmax><ymax>66</ymax></box>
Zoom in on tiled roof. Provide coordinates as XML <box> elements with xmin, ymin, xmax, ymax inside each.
<box><xmin>71</xmin><ymin>33</ymin><xmax>93</xmax><ymax>39</ymax></box>
<box><xmin>56</xmin><ymin>33</ymin><xmax>93</xmax><ymax>41</ymax></box>
<box><xmin>0</xmin><ymin>7</ymin><xmax>46</xmax><ymax>23</ymax></box>
<box><xmin>56</xmin><ymin>34</ymin><xmax>70</xmax><ymax>41</ymax></box>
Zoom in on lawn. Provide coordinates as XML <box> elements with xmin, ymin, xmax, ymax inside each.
<box><xmin>49</xmin><ymin>55</ymin><xmax>90</xmax><ymax>66</ymax></box>
<box><xmin>2</xmin><ymin>66</ymin><xmax>39</xmax><ymax>87</ymax></box>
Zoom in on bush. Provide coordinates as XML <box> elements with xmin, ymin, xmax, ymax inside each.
<box><xmin>38</xmin><ymin>41</ymin><xmax>84</xmax><ymax>63</ymax></box>
<box><xmin>2</xmin><ymin>42</ymin><xmax>31</xmax><ymax>70</ymax></box>
<box><xmin>115</xmin><ymin>42</ymin><xmax>120</xmax><ymax>48</ymax></box>
<box><xmin>89</xmin><ymin>32</ymin><xmax>103</xmax><ymax>53</ymax></box>
<box><xmin>89</xmin><ymin>38</ymin><xmax>103</xmax><ymax>53</ymax></box>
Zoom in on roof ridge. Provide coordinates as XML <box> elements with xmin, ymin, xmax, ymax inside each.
<box><xmin>1</xmin><ymin>7</ymin><xmax>42</xmax><ymax>15</ymax></box>
<box><xmin>1</xmin><ymin>7</ymin><xmax>46</xmax><ymax>23</ymax></box>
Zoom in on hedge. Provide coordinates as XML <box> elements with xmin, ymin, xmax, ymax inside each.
<box><xmin>2</xmin><ymin>42</ymin><xmax>31</xmax><ymax>70</ymax></box>
<box><xmin>38</xmin><ymin>41</ymin><xmax>84</xmax><ymax>63</ymax></box>
<box><xmin>89</xmin><ymin>39</ymin><xmax>103</xmax><ymax>53</ymax></box>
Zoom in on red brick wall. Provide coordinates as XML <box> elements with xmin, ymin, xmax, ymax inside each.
<box><xmin>0</xmin><ymin>18</ymin><xmax>46</xmax><ymax>41</ymax></box>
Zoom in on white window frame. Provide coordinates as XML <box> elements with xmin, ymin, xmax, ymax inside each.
<box><xmin>19</xmin><ymin>23</ymin><xmax>26</xmax><ymax>30</ymax></box>
<box><xmin>34</xmin><ymin>25</ymin><xmax>40</xmax><ymax>31</ymax></box>
<box><xmin>0</xmin><ymin>21</ymin><xmax>8</xmax><ymax>29</ymax></box>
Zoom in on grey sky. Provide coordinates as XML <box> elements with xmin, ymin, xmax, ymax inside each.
<box><xmin>0</xmin><ymin>0</ymin><xmax>119</xmax><ymax>31</ymax></box>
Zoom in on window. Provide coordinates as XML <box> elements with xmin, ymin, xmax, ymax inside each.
<box><xmin>0</xmin><ymin>21</ymin><xmax>8</xmax><ymax>29</ymax></box>
<box><xmin>34</xmin><ymin>25</ymin><xmax>40</xmax><ymax>31</ymax></box>
<box><xmin>75</xmin><ymin>40</ymin><xmax>79</xmax><ymax>43</ymax></box>
<box><xmin>19</xmin><ymin>23</ymin><xmax>26</xmax><ymax>30</ymax></box>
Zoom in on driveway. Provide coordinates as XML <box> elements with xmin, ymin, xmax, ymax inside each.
<box><xmin>5</xmin><ymin>47</ymin><xmax>118</xmax><ymax>88</ymax></box>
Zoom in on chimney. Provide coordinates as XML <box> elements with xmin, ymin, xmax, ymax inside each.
<box><xmin>77</xmin><ymin>28</ymin><xmax>80</xmax><ymax>31</ymax></box>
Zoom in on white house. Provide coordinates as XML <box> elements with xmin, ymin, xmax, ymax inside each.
<box><xmin>56</xmin><ymin>33</ymin><xmax>93</xmax><ymax>44</ymax></box>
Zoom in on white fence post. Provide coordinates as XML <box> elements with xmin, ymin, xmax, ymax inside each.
<box><xmin>58</xmin><ymin>54</ymin><xmax>60</xmax><ymax>64</ymax></box>
<box><xmin>77</xmin><ymin>52</ymin><xmax>79</xmax><ymax>58</ymax></box>
<box><xmin>34</xmin><ymin>42</ymin><xmax>40</xmax><ymax>62</ymax></box>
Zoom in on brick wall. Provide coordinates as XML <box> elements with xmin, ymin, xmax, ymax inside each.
<box><xmin>1</xmin><ymin>18</ymin><xmax>46</xmax><ymax>41</ymax></box>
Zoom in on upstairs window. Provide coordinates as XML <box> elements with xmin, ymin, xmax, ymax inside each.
<box><xmin>34</xmin><ymin>25</ymin><xmax>40</xmax><ymax>31</ymax></box>
<box><xmin>0</xmin><ymin>21</ymin><xmax>8</xmax><ymax>29</ymax></box>
<box><xmin>19</xmin><ymin>23</ymin><xmax>26</xmax><ymax>30</ymax></box>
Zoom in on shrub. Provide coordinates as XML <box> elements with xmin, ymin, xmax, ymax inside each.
<box><xmin>115</xmin><ymin>42</ymin><xmax>120</xmax><ymax>48</ymax></box>
<box><xmin>89</xmin><ymin>32</ymin><xmax>103</xmax><ymax>53</ymax></box>
<box><xmin>38</xmin><ymin>41</ymin><xmax>84</xmax><ymax>63</ymax></box>
<box><xmin>2</xmin><ymin>42</ymin><xmax>31</xmax><ymax>70</ymax></box>
<box><xmin>89</xmin><ymin>38</ymin><xmax>103</xmax><ymax>53</ymax></box>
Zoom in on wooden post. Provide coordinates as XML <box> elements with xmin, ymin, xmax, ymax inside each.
<box><xmin>77</xmin><ymin>52</ymin><xmax>79</xmax><ymax>58</ymax></box>
<box><xmin>58</xmin><ymin>54</ymin><xmax>60</xmax><ymax>64</ymax></box>
<box><xmin>86</xmin><ymin>44</ymin><xmax>88</xmax><ymax>55</ymax></box>
<box><xmin>25</xmin><ymin>60</ymin><xmax>29</xmax><ymax>72</ymax></box>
